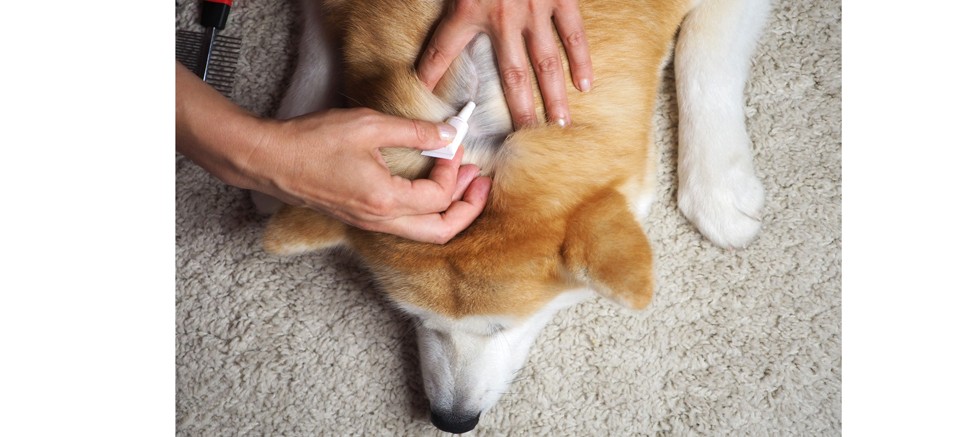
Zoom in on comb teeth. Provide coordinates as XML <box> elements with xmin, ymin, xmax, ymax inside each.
<box><xmin>176</xmin><ymin>30</ymin><xmax>242</xmax><ymax>97</ymax></box>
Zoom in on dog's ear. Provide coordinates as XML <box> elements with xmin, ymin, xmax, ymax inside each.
<box><xmin>561</xmin><ymin>190</ymin><xmax>654</xmax><ymax>310</ymax></box>
<box><xmin>263</xmin><ymin>206</ymin><xmax>348</xmax><ymax>255</ymax></box>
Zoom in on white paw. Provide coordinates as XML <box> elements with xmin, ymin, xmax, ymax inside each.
<box><xmin>678</xmin><ymin>162</ymin><xmax>764</xmax><ymax>249</ymax></box>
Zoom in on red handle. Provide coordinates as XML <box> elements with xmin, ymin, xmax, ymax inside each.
<box><xmin>201</xmin><ymin>0</ymin><xmax>233</xmax><ymax>29</ymax></box>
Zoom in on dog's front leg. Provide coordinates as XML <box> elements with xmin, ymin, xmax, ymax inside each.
<box><xmin>675</xmin><ymin>0</ymin><xmax>770</xmax><ymax>249</ymax></box>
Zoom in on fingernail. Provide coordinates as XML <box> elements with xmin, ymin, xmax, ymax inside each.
<box><xmin>438</xmin><ymin>123</ymin><xmax>457</xmax><ymax>142</ymax></box>
<box><xmin>556</xmin><ymin>116</ymin><xmax>569</xmax><ymax>128</ymax></box>
<box><xmin>579</xmin><ymin>78</ymin><xmax>592</xmax><ymax>92</ymax></box>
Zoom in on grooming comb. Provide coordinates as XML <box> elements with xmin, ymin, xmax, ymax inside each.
<box><xmin>175</xmin><ymin>0</ymin><xmax>241</xmax><ymax>97</ymax></box>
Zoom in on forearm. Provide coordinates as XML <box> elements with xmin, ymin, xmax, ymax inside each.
<box><xmin>175</xmin><ymin>61</ymin><xmax>275</xmax><ymax>190</ymax></box>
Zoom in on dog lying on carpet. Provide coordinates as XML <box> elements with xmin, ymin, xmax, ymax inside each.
<box><xmin>257</xmin><ymin>0</ymin><xmax>769</xmax><ymax>432</ymax></box>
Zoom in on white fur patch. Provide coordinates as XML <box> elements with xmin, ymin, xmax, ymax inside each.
<box><xmin>402</xmin><ymin>289</ymin><xmax>593</xmax><ymax>418</ymax></box>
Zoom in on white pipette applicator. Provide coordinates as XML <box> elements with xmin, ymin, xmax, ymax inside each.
<box><xmin>422</xmin><ymin>101</ymin><xmax>476</xmax><ymax>160</ymax></box>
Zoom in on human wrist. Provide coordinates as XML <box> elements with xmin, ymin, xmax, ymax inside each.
<box><xmin>228</xmin><ymin>116</ymin><xmax>288</xmax><ymax>194</ymax></box>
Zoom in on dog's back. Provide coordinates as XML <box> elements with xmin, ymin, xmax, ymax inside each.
<box><xmin>266</xmin><ymin>0</ymin><xmax>692</xmax><ymax>315</ymax></box>
<box><xmin>321</xmin><ymin>1</ymin><xmax>687</xmax><ymax>236</ymax></box>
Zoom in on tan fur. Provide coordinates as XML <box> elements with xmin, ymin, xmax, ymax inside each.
<box><xmin>264</xmin><ymin>205</ymin><xmax>347</xmax><ymax>255</ymax></box>
<box><xmin>562</xmin><ymin>189</ymin><xmax>654</xmax><ymax>309</ymax></box>
<box><xmin>265</xmin><ymin>0</ymin><xmax>693</xmax><ymax>319</ymax></box>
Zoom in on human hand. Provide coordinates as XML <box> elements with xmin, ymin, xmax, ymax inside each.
<box><xmin>417</xmin><ymin>0</ymin><xmax>593</xmax><ymax>129</ymax></box>
<box><xmin>247</xmin><ymin>108</ymin><xmax>492</xmax><ymax>244</ymax></box>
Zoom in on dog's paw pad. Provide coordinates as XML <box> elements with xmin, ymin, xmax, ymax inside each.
<box><xmin>679</xmin><ymin>166</ymin><xmax>764</xmax><ymax>249</ymax></box>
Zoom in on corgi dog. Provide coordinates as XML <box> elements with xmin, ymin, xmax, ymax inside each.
<box><xmin>258</xmin><ymin>0</ymin><xmax>769</xmax><ymax>432</ymax></box>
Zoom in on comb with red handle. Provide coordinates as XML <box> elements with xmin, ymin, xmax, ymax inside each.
<box><xmin>198</xmin><ymin>0</ymin><xmax>233</xmax><ymax>81</ymax></box>
<box><xmin>175</xmin><ymin>0</ymin><xmax>241</xmax><ymax>96</ymax></box>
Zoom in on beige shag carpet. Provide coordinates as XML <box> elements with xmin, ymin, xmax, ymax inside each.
<box><xmin>176</xmin><ymin>0</ymin><xmax>841</xmax><ymax>434</ymax></box>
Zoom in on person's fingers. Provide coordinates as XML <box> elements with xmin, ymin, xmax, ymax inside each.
<box><xmin>527</xmin><ymin>12</ymin><xmax>571</xmax><ymax>126</ymax></box>
<box><xmin>363</xmin><ymin>110</ymin><xmax>457</xmax><ymax>151</ymax></box>
<box><xmin>382</xmin><ymin>175</ymin><xmax>492</xmax><ymax>244</ymax></box>
<box><xmin>553</xmin><ymin>1</ymin><xmax>593</xmax><ymax>93</ymax></box>
<box><xmin>419</xmin><ymin>145</ymin><xmax>466</xmax><ymax>197</ymax></box>
<box><xmin>490</xmin><ymin>26</ymin><xmax>538</xmax><ymax>129</ymax></box>
<box><xmin>417</xmin><ymin>13</ymin><xmax>480</xmax><ymax>91</ymax></box>
<box><xmin>453</xmin><ymin>164</ymin><xmax>482</xmax><ymax>201</ymax></box>
<box><xmin>378</xmin><ymin>146</ymin><xmax>467</xmax><ymax>217</ymax></box>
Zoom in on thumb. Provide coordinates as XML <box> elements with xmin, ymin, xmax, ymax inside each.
<box><xmin>377</xmin><ymin>116</ymin><xmax>457</xmax><ymax>151</ymax></box>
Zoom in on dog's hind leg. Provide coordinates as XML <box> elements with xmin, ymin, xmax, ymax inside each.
<box><xmin>252</xmin><ymin>0</ymin><xmax>344</xmax><ymax>215</ymax></box>
<box><xmin>675</xmin><ymin>0</ymin><xmax>770</xmax><ymax>248</ymax></box>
